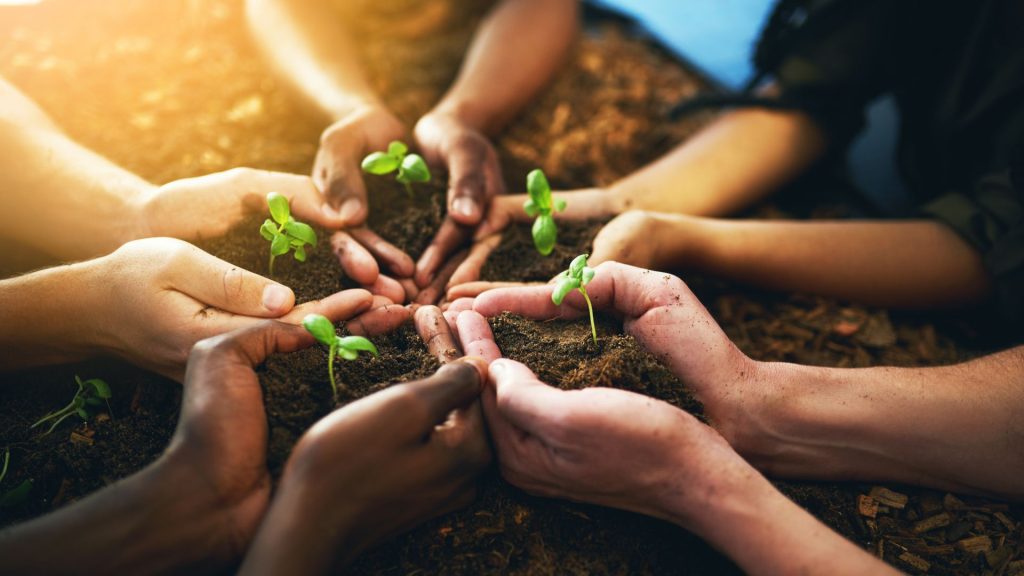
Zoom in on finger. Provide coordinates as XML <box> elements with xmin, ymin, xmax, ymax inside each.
<box><xmin>473</xmin><ymin>194</ymin><xmax>526</xmax><ymax>240</ymax></box>
<box><xmin>322</xmin><ymin>160</ymin><xmax>369</xmax><ymax>226</ymax></box>
<box><xmin>445</xmin><ymin>142</ymin><xmax>490</xmax><ymax>225</ymax></box>
<box><xmin>278</xmin><ymin>289</ymin><xmax>374</xmax><ymax>324</ymax></box>
<box><xmin>472</xmin><ymin>284</ymin><xmax>584</xmax><ymax>321</ymax></box>
<box><xmin>447</xmin><ymin>233</ymin><xmax>501</xmax><ymax>288</ymax></box>
<box><xmin>414</xmin><ymin>218</ymin><xmax>472</xmax><ymax>288</ymax></box>
<box><xmin>488</xmin><ymin>358</ymin><xmax>565</xmax><ymax>435</ymax></box>
<box><xmin>363</xmin><ymin>273</ymin><xmax>406</xmax><ymax>304</ymax></box>
<box><xmin>456</xmin><ymin>310</ymin><xmax>502</xmax><ymax>363</ymax></box>
<box><xmin>188</xmin><ymin>319</ymin><xmax>314</xmax><ymax>373</ymax></box>
<box><xmin>263</xmin><ymin>171</ymin><xmax>347</xmax><ymax>229</ymax></box>
<box><xmin>404</xmin><ymin>360</ymin><xmax>485</xmax><ymax>427</ymax></box>
<box><xmin>331</xmin><ymin>231</ymin><xmax>380</xmax><ymax>286</ymax></box>
<box><xmin>398</xmin><ymin>278</ymin><xmax>420</xmax><ymax>301</ymax></box>
<box><xmin>349</xmin><ymin>227</ymin><xmax>416</xmax><ymax>278</ymax></box>
<box><xmin>446</xmin><ymin>281</ymin><xmax>532</xmax><ymax>301</ymax></box>
<box><xmin>346</xmin><ymin>297</ymin><xmax>412</xmax><ymax>336</ymax></box>
<box><xmin>167</xmin><ymin>243</ymin><xmax>295</xmax><ymax>317</ymax></box>
<box><xmin>415</xmin><ymin>305</ymin><xmax>461</xmax><ymax>364</ymax></box>
<box><xmin>416</xmin><ymin>249</ymin><xmax>468</xmax><ymax>305</ymax></box>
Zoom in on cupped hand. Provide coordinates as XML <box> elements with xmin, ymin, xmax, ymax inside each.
<box><xmin>453</xmin><ymin>309</ymin><xmax>760</xmax><ymax>529</ymax></box>
<box><xmin>470</xmin><ymin>261</ymin><xmax>756</xmax><ymax>429</ymax></box>
<box><xmin>86</xmin><ymin>237</ymin><xmax>379</xmax><ymax>381</ymax></box>
<box><xmin>239</xmin><ymin>346</ymin><xmax>490</xmax><ymax>573</ymax></box>
<box><xmin>139</xmin><ymin>167</ymin><xmax>348</xmax><ymax>240</ymax></box>
<box><xmin>411</xmin><ymin>112</ymin><xmax>505</xmax><ymax>289</ymax></box>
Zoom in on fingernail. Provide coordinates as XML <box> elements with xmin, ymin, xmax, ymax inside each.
<box><xmin>490</xmin><ymin>360</ymin><xmax>507</xmax><ymax>375</ymax></box>
<box><xmin>262</xmin><ymin>284</ymin><xmax>292</xmax><ymax>313</ymax></box>
<box><xmin>453</xmin><ymin>197</ymin><xmax>478</xmax><ymax>220</ymax></box>
<box><xmin>339</xmin><ymin>198</ymin><xmax>362</xmax><ymax>223</ymax></box>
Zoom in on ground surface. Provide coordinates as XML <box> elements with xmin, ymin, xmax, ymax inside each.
<box><xmin>0</xmin><ymin>1</ymin><xmax>1022</xmax><ymax>574</ymax></box>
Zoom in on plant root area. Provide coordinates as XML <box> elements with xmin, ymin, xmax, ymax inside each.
<box><xmin>0</xmin><ymin>1</ymin><xmax>1021</xmax><ymax>574</ymax></box>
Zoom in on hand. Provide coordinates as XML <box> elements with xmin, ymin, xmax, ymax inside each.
<box><xmin>452</xmin><ymin>308</ymin><xmax>758</xmax><ymax>528</ymax></box>
<box><xmin>469</xmin><ymin>261</ymin><xmax>756</xmax><ymax>436</ymax></box>
<box><xmin>138</xmin><ymin>167</ymin><xmax>348</xmax><ymax>240</ymax></box>
<box><xmin>411</xmin><ymin>112</ymin><xmax>505</xmax><ymax>288</ymax></box>
<box><xmin>239</xmin><ymin>326</ymin><xmax>490</xmax><ymax>574</ymax></box>
<box><xmin>83</xmin><ymin>238</ymin><xmax>380</xmax><ymax>381</ymax></box>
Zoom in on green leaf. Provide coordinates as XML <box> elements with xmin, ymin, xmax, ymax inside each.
<box><xmin>76</xmin><ymin>407</ymin><xmax>89</xmax><ymax>420</ymax></box>
<box><xmin>85</xmin><ymin>378</ymin><xmax>111</xmax><ymax>399</ymax></box>
<box><xmin>293</xmin><ymin>245</ymin><xmax>307</xmax><ymax>262</ymax></box>
<box><xmin>361</xmin><ymin>151</ymin><xmax>400</xmax><ymax>175</ymax></box>
<box><xmin>85</xmin><ymin>397</ymin><xmax>103</xmax><ymax>406</ymax></box>
<box><xmin>302</xmin><ymin>314</ymin><xmax>337</xmax><ymax>346</ymax></box>
<box><xmin>338</xmin><ymin>335</ymin><xmax>379</xmax><ymax>358</ymax></box>
<box><xmin>283</xmin><ymin>221</ymin><xmax>317</xmax><ymax>247</ymax></box>
<box><xmin>523</xmin><ymin>199</ymin><xmax>540</xmax><ymax>218</ymax></box>
<box><xmin>554</xmin><ymin>199</ymin><xmax>567</xmax><ymax>212</ymax></box>
<box><xmin>338</xmin><ymin>348</ymin><xmax>358</xmax><ymax>361</ymax></box>
<box><xmin>0</xmin><ymin>479</ymin><xmax>32</xmax><ymax>508</ymax></box>
<box><xmin>551</xmin><ymin>276</ymin><xmax>580</xmax><ymax>305</ymax></box>
<box><xmin>260</xmin><ymin>219</ymin><xmax>277</xmax><ymax>241</ymax></box>
<box><xmin>267</xmin><ymin>192</ymin><xmax>291</xmax><ymax>225</ymax></box>
<box><xmin>387</xmin><ymin>140</ymin><xmax>408</xmax><ymax>158</ymax></box>
<box><xmin>581</xmin><ymin>266</ymin><xmax>595</xmax><ymax>286</ymax></box>
<box><xmin>569</xmin><ymin>254</ymin><xmax>589</xmax><ymax>277</ymax></box>
<box><xmin>270</xmin><ymin>233</ymin><xmax>291</xmax><ymax>256</ymax></box>
<box><xmin>532</xmin><ymin>214</ymin><xmax>557</xmax><ymax>256</ymax></box>
<box><xmin>399</xmin><ymin>154</ymin><xmax>431</xmax><ymax>183</ymax></box>
<box><xmin>526</xmin><ymin>169</ymin><xmax>551</xmax><ymax>209</ymax></box>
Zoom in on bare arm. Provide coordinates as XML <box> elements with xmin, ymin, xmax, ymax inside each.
<box><xmin>244</xmin><ymin>0</ymin><xmax>379</xmax><ymax>120</ymax></box>
<box><xmin>426</xmin><ymin>0</ymin><xmax>579</xmax><ymax>135</ymax></box>
<box><xmin>608</xmin><ymin>106</ymin><xmax>828</xmax><ymax>217</ymax></box>
<box><xmin>592</xmin><ymin>212</ymin><xmax>990</xmax><ymax>309</ymax></box>
<box><xmin>736</xmin><ymin>346</ymin><xmax>1024</xmax><ymax>501</ymax></box>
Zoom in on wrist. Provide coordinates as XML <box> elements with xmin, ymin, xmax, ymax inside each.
<box><xmin>425</xmin><ymin>101</ymin><xmax>491</xmax><ymax>135</ymax></box>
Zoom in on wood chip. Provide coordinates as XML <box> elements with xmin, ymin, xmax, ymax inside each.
<box><xmin>994</xmin><ymin>511</ymin><xmax>1016</xmax><ymax>531</ymax></box>
<box><xmin>986</xmin><ymin>546</ymin><xmax>1012</xmax><ymax>569</ymax></box>
<box><xmin>943</xmin><ymin>493</ymin><xmax>966</xmax><ymax>511</ymax></box>
<box><xmin>1006</xmin><ymin>559</ymin><xmax>1024</xmax><ymax>576</ymax></box>
<box><xmin>69</xmin><ymin>431</ymin><xmax>94</xmax><ymax>446</ymax></box>
<box><xmin>833</xmin><ymin>320</ymin><xmax>861</xmax><ymax>337</ymax></box>
<box><xmin>957</xmin><ymin>535</ymin><xmax>993</xmax><ymax>554</ymax></box>
<box><xmin>858</xmin><ymin>495</ymin><xmax>879</xmax><ymax>518</ymax></box>
<box><xmin>898</xmin><ymin>551</ymin><xmax>931</xmax><ymax>572</ymax></box>
<box><xmin>870</xmin><ymin>487</ymin><xmax>909</xmax><ymax>509</ymax></box>
<box><xmin>913</xmin><ymin>512</ymin><xmax>951</xmax><ymax>534</ymax></box>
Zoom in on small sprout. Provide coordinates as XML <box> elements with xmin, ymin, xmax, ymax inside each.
<box><xmin>261</xmin><ymin>192</ymin><xmax>317</xmax><ymax>276</ymax></box>
<box><xmin>523</xmin><ymin>169</ymin><xmax>566</xmax><ymax>256</ymax></box>
<box><xmin>302</xmin><ymin>314</ymin><xmax>379</xmax><ymax>399</ymax></box>
<box><xmin>31</xmin><ymin>376</ymin><xmax>113</xmax><ymax>435</ymax></box>
<box><xmin>0</xmin><ymin>449</ymin><xmax>31</xmax><ymax>508</ymax></box>
<box><xmin>361</xmin><ymin>140</ymin><xmax>431</xmax><ymax>196</ymax></box>
<box><xmin>552</xmin><ymin>254</ymin><xmax>598</xmax><ymax>344</ymax></box>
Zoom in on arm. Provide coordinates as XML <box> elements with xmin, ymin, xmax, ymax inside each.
<box><xmin>454</xmin><ymin>310</ymin><xmax>895</xmax><ymax>576</ymax></box>
<box><xmin>590</xmin><ymin>212</ymin><xmax>990</xmax><ymax>309</ymax></box>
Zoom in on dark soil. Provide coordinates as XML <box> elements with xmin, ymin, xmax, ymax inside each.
<box><xmin>0</xmin><ymin>1</ymin><xmax>1021</xmax><ymax>575</ymax></box>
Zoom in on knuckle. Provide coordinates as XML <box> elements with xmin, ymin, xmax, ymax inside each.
<box><xmin>220</xmin><ymin>266</ymin><xmax>247</xmax><ymax>301</ymax></box>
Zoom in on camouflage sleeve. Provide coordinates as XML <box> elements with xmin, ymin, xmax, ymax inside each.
<box><xmin>921</xmin><ymin>170</ymin><xmax>1024</xmax><ymax>323</ymax></box>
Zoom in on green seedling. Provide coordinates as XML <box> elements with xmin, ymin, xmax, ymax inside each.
<box><xmin>523</xmin><ymin>169</ymin><xmax>566</xmax><ymax>256</ymax></box>
<box><xmin>260</xmin><ymin>192</ymin><xmax>317</xmax><ymax>276</ymax></box>
<box><xmin>302</xmin><ymin>314</ymin><xmax>379</xmax><ymax>398</ymax></box>
<box><xmin>0</xmin><ymin>448</ymin><xmax>32</xmax><ymax>509</ymax></box>
<box><xmin>361</xmin><ymin>140</ymin><xmax>432</xmax><ymax>196</ymax></box>
<box><xmin>31</xmin><ymin>376</ymin><xmax>112</xmax><ymax>435</ymax></box>
<box><xmin>552</xmin><ymin>254</ymin><xmax>598</xmax><ymax>344</ymax></box>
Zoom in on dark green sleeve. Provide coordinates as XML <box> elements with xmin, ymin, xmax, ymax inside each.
<box><xmin>921</xmin><ymin>171</ymin><xmax>1024</xmax><ymax>323</ymax></box>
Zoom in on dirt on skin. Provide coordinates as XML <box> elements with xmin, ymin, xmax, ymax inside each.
<box><xmin>0</xmin><ymin>1</ymin><xmax>1021</xmax><ymax>575</ymax></box>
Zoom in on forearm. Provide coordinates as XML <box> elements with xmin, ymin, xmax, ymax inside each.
<box><xmin>675</xmin><ymin>471</ymin><xmax>897</xmax><ymax>576</ymax></box>
<box><xmin>672</xmin><ymin>217</ymin><xmax>990</xmax><ymax>309</ymax></box>
<box><xmin>737</xmin><ymin>347</ymin><xmax>1024</xmax><ymax>500</ymax></box>
<box><xmin>0</xmin><ymin>260</ymin><xmax>105</xmax><ymax>370</ymax></box>
<box><xmin>0</xmin><ymin>453</ymin><xmax>236</xmax><ymax>575</ymax></box>
<box><xmin>429</xmin><ymin>0</ymin><xmax>578</xmax><ymax>134</ymax></box>
<box><xmin>610</xmin><ymin>107</ymin><xmax>827</xmax><ymax>217</ymax></box>
<box><xmin>245</xmin><ymin>0</ymin><xmax>380</xmax><ymax>120</ymax></box>
<box><xmin>0</xmin><ymin>115</ymin><xmax>152</xmax><ymax>260</ymax></box>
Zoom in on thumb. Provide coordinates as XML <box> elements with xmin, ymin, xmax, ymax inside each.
<box><xmin>403</xmin><ymin>360</ymin><xmax>484</xmax><ymax>429</ymax></box>
<box><xmin>488</xmin><ymin>358</ymin><xmax>564</xmax><ymax>435</ymax></box>
<box><xmin>167</xmin><ymin>244</ymin><xmax>296</xmax><ymax>317</ymax></box>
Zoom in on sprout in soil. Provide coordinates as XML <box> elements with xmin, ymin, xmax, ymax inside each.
<box><xmin>552</xmin><ymin>254</ymin><xmax>598</xmax><ymax>344</ymax></box>
<box><xmin>361</xmin><ymin>140</ymin><xmax>431</xmax><ymax>197</ymax></box>
<box><xmin>302</xmin><ymin>313</ymin><xmax>380</xmax><ymax>399</ymax></box>
<box><xmin>523</xmin><ymin>169</ymin><xmax>566</xmax><ymax>256</ymax></box>
<box><xmin>0</xmin><ymin>447</ymin><xmax>32</xmax><ymax>509</ymax></box>
<box><xmin>260</xmin><ymin>192</ymin><xmax>317</xmax><ymax>276</ymax></box>
<box><xmin>31</xmin><ymin>376</ymin><xmax>113</xmax><ymax>435</ymax></box>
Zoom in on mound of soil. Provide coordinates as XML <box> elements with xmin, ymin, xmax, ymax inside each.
<box><xmin>0</xmin><ymin>1</ymin><xmax>1020</xmax><ymax>575</ymax></box>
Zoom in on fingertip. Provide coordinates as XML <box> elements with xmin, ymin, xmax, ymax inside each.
<box><xmin>339</xmin><ymin>198</ymin><xmax>366</xmax><ymax>226</ymax></box>
<box><xmin>456</xmin><ymin>356</ymin><xmax>489</xmax><ymax>385</ymax></box>
<box><xmin>262</xmin><ymin>284</ymin><xmax>295</xmax><ymax>314</ymax></box>
<box><xmin>451</xmin><ymin>197</ymin><xmax>481</xmax><ymax>224</ymax></box>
